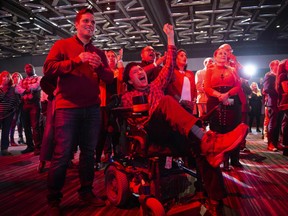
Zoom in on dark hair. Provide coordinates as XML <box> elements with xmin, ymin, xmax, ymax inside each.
<box><xmin>106</xmin><ymin>50</ymin><xmax>117</xmax><ymax>57</ymax></box>
<box><xmin>123</xmin><ymin>62</ymin><xmax>140</xmax><ymax>91</ymax></box>
<box><xmin>141</xmin><ymin>46</ymin><xmax>155</xmax><ymax>55</ymax></box>
<box><xmin>75</xmin><ymin>8</ymin><xmax>94</xmax><ymax>24</ymax></box>
<box><xmin>175</xmin><ymin>49</ymin><xmax>187</xmax><ymax>71</ymax></box>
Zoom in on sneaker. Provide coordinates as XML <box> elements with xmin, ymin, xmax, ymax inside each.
<box><xmin>21</xmin><ymin>147</ymin><xmax>34</xmax><ymax>154</ymax></box>
<box><xmin>267</xmin><ymin>143</ymin><xmax>277</xmax><ymax>152</ymax></box>
<box><xmin>79</xmin><ymin>192</ymin><xmax>106</xmax><ymax>207</ymax></box>
<box><xmin>1</xmin><ymin>149</ymin><xmax>12</xmax><ymax>156</ymax></box>
<box><xmin>241</xmin><ymin>147</ymin><xmax>251</xmax><ymax>153</ymax></box>
<box><xmin>37</xmin><ymin>161</ymin><xmax>46</xmax><ymax>173</ymax></box>
<box><xmin>201</xmin><ymin>123</ymin><xmax>248</xmax><ymax>167</ymax></box>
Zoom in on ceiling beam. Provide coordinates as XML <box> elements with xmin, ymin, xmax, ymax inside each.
<box><xmin>0</xmin><ymin>0</ymin><xmax>71</xmax><ymax>39</ymax></box>
<box><xmin>140</xmin><ymin>0</ymin><xmax>178</xmax><ymax>46</ymax></box>
<box><xmin>0</xmin><ymin>45</ymin><xmax>23</xmax><ymax>55</ymax></box>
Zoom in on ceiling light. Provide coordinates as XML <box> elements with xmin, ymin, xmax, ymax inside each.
<box><xmin>243</xmin><ymin>64</ymin><xmax>257</xmax><ymax>77</ymax></box>
<box><xmin>276</xmin><ymin>25</ymin><xmax>280</xmax><ymax>28</ymax></box>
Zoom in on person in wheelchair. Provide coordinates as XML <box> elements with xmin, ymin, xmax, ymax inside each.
<box><xmin>121</xmin><ymin>23</ymin><xmax>248</xmax><ymax>214</ymax></box>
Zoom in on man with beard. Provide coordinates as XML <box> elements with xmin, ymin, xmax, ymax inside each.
<box><xmin>16</xmin><ymin>64</ymin><xmax>42</xmax><ymax>155</ymax></box>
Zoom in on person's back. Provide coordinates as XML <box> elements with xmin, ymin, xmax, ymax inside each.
<box><xmin>264</xmin><ymin>71</ymin><xmax>278</xmax><ymax>107</ymax></box>
<box><xmin>263</xmin><ymin>60</ymin><xmax>281</xmax><ymax>151</ymax></box>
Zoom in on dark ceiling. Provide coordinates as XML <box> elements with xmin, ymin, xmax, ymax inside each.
<box><xmin>0</xmin><ymin>0</ymin><xmax>288</xmax><ymax>61</ymax></box>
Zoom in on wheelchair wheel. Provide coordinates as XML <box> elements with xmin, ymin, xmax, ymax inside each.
<box><xmin>105</xmin><ymin>165</ymin><xmax>130</xmax><ymax>207</ymax></box>
<box><xmin>140</xmin><ymin>197</ymin><xmax>166</xmax><ymax>216</ymax></box>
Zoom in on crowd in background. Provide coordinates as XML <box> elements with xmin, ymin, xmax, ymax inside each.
<box><xmin>1</xmin><ymin>44</ymin><xmax>287</xmax><ymax>216</ymax></box>
<box><xmin>1</xmin><ymin>48</ymin><xmax>287</xmax><ymax>159</ymax></box>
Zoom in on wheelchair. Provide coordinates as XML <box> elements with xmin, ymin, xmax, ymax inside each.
<box><xmin>104</xmin><ymin>99</ymin><xmax>205</xmax><ymax>215</ymax></box>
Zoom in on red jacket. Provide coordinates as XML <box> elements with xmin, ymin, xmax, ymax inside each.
<box><xmin>166</xmin><ymin>69</ymin><xmax>196</xmax><ymax>102</ymax></box>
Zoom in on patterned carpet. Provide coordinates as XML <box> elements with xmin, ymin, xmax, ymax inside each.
<box><xmin>0</xmin><ymin>128</ymin><xmax>288</xmax><ymax>216</ymax></box>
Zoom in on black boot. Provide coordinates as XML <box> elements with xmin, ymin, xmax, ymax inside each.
<box><xmin>283</xmin><ymin>148</ymin><xmax>288</xmax><ymax>156</ymax></box>
<box><xmin>18</xmin><ymin>136</ymin><xmax>25</xmax><ymax>144</ymax></box>
<box><xmin>21</xmin><ymin>146</ymin><xmax>34</xmax><ymax>154</ymax></box>
<box><xmin>37</xmin><ymin>161</ymin><xmax>46</xmax><ymax>173</ymax></box>
<box><xmin>223</xmin><ymin>160</ymin><xmax>231</xmax><ymax>171</ymax></box>
<box><xmin>231</xmin><ymin>148</ymin><xmax>243</xmax><ymax>168</ymax></box>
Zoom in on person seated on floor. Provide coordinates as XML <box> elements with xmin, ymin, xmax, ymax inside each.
<box><xmin>121</xmin><ymin>23</ymin><xmax>248</xmax><ymax>215</ymax></box>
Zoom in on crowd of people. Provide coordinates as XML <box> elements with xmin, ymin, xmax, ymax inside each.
<box><xmin>0</xmin><ymin>7</ymin><xmax>288</xmax><ymax>216</ymax></box>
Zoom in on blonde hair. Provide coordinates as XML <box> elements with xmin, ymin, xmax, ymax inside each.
<box><xmin>250</xmin><ymin>82</ymin><xmax>261</xmax><ymax>96</ymax></box>
<box><xmin>12</xmin><ymin>72</ymin><xmax>23</xmax><ymax>79</ymax></box>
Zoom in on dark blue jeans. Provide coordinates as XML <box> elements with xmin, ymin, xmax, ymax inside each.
<box><xmin>40</xmin><ymin>99</ymin><xmax>55</xmax><ymax>161</ymax></box>
<box><xmin>1</xmin><ymin>113</ymin><xmax>14</xmax><ymax>150</ymax></box>
<box><xmin>267</xmin><ymin>106</ymin><xmax>280</xmax><ymax>146</ymax></box>
<box><xmin>10</xmin><ymin>104</ymin><xmax>24</xmax><ymax>140</ymax></box>
<box><xmin>47</xmin><ymin>105</ymin><xmax>101</xmax><ymax>202</ymax></box>
<box><xmin>22</xmin><ymin>102</ymin><xmax>41</xmax><ymax>149</ymax></box>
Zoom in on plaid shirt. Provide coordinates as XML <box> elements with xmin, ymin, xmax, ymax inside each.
<box><xmin>121</xmin><ymin>45</ymin><xmax>176</xmax><ymax>125</ymax></box>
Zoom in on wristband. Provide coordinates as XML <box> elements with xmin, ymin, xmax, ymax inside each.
<box><xmin>153</xmin><ymin>62</ymin><xmax>157</xmax><ymax>67</ymax></box>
